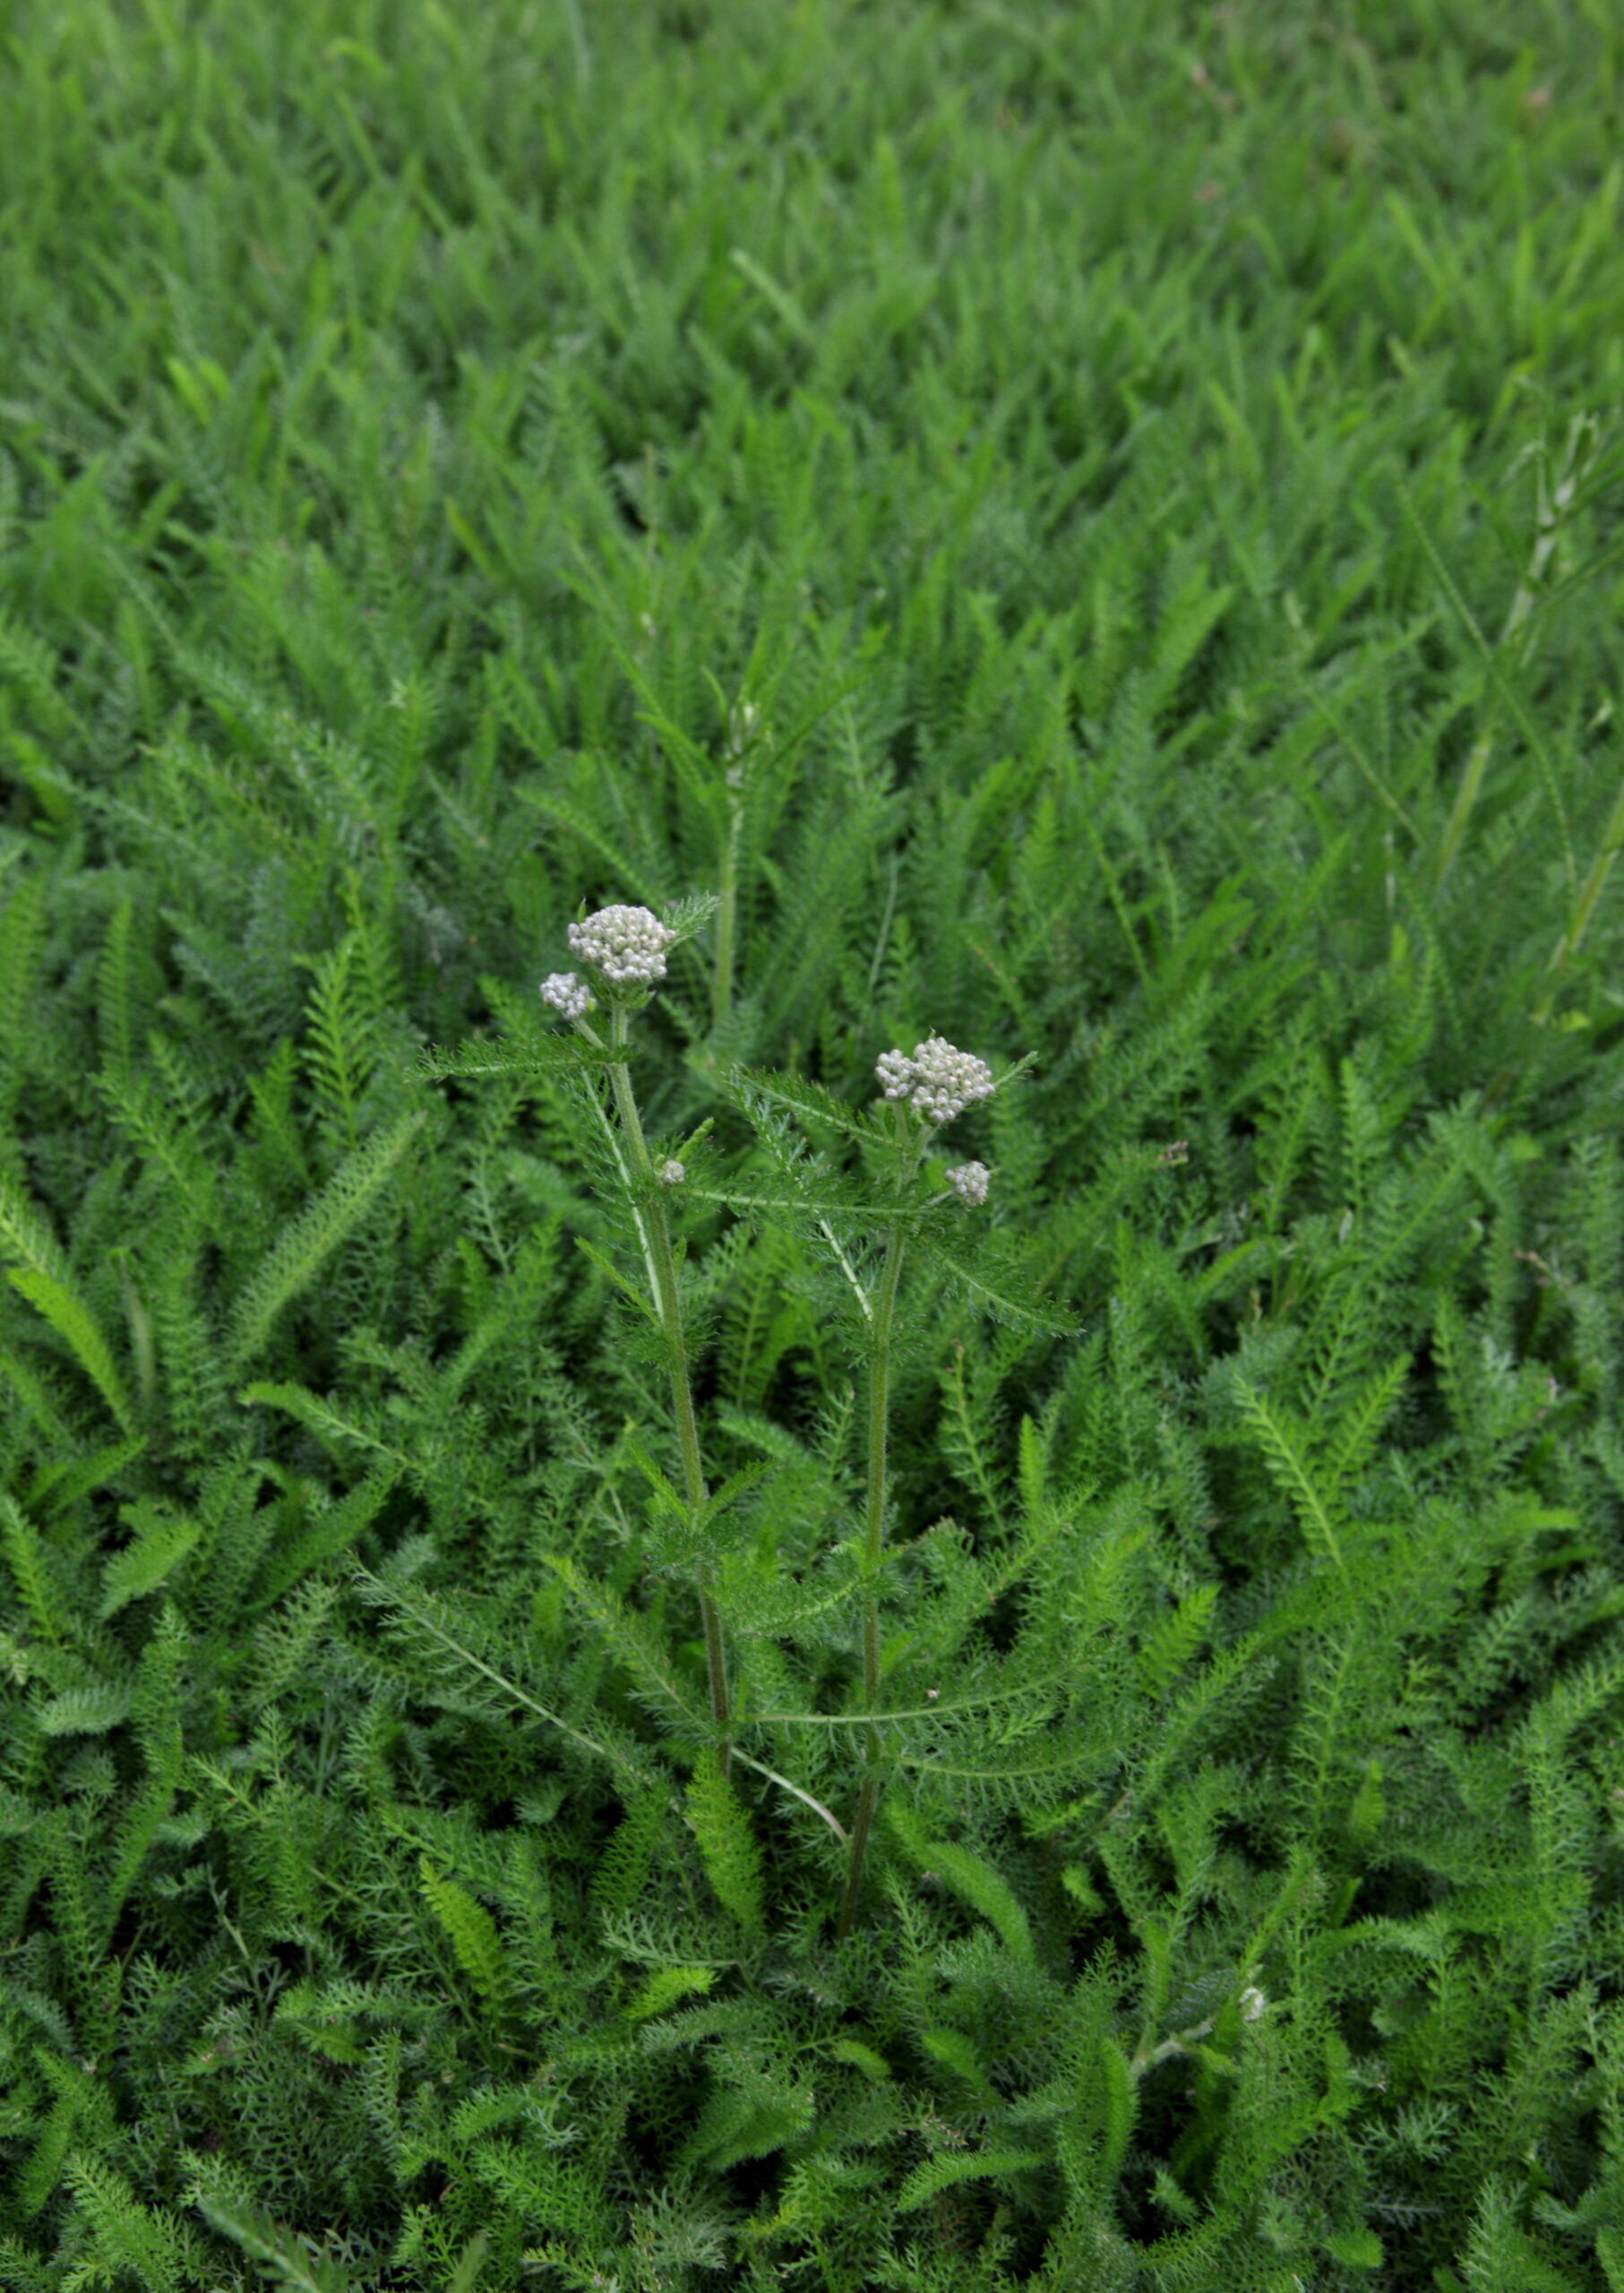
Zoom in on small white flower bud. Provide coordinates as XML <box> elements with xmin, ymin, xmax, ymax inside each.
<box><xmin>540</xmin><ymin>971</ymin><xmax>594</xmax><ymax>1020</ymax></box>
<box><xmin>903</xmin><ymin>1035</ymin><xmax>994</xmax><ymax>1125</ymax></box>
<box><xmin>567</xmin><ymin>903</ymin><xmax>675</xmax><ymax>987</ymax></box>
<box><xmin>946</xmin><ymin>1161</ymin><xmax>989</xmax><ymax>1207</ymax></box>
<box><xmin>1240</xmin><ymin>1987</ymin><xmax>1266</xmax><ymax>2022</ymax></box>
<box><xmin>657</xmin><ymin>1159</ymin><xmax>685</xmax><ymax>1186</ymax></box>
<box><xmin>876</xmin><ymin>1048</ymin><xmax>916</xmax><ymax>1100</ymax></box>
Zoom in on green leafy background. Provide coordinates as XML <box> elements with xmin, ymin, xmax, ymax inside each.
<box><xmin>2</xmin><ymin>2</ymin><xmax>1623</xmax><ymax>2289</ymax></box>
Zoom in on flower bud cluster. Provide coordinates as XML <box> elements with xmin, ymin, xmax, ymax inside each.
<box><xmin>946</xmin><ymin>1161</ymin><xmax>989</xmax><ymax>1207</ymax></box>
<box><xmin>540</xmin><ymin>971</ymin><xmax>595</xmax><ymax>1020</ymax></box>
<box><xmin>567</xmin><ymin>904</ymin><xmax>675</xmax><ymax>987</ymax></box>
<box><xmin>875</xmin><ymin>1050</ymin><xmax>916</xmax><ymax>1101</ymax></box>
<box><xmin>658</xmin><ymin>1159</ymin><xmax>685</xmax><ymax>1187</ymax></box>
<box><xmin>875</xmin><ymin>1035</ymin><xmax>994</xmax><ymax>1125</ymax></box>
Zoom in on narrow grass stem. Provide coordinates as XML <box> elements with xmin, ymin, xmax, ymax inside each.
<box><xmin>605</xmin><ymin>1003</ymin><xmax>730</xmax><ymax>1780</ymax></box>
<box><xmin>1433</xmin><ymin>726</ymin><xmax>1495</xmax><ymax>893</ymax></box>
<box><xmin>837</xmin><ymin>1220</ymin><xmax>907</xmax><ymax>1941</ymax></box>
<box><xmin>713</xmin><ymin>787</ymin><xmax>743</xmax><ymax>1028</ymax></box>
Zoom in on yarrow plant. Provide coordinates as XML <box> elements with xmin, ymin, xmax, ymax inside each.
<box><xmin>945</xmin><ymin>1160</ymin><xmax>989</xmax><ymax>1207</ymax></box>
<box><xmin>422</xmin><ymin>894</ymin><xmax>1064</xmax><ymax>1946</ymax></box>
<box><xmin>543</xmin><ymin>903</ymin><xmax>733</xmax><ymax>1780</ymax></box>
<box><xmin>875</xmin><ymin>1034</ymin><xmax>995</xmax><ymax>1123</ymax></box>
<box><xmin>540</xmin><ymin>971</ymin><xmax>595</xmax><ymax>1020</ymax></box>
<box><xmin>823</xmin><ymin>1036</ymin><xmax>1010</xmax><ymax>1932</ymax></box>
<box><xmin>566</xmin><ymin>902</ymin><xmax>675</xmax><ymax>985</ymax></box>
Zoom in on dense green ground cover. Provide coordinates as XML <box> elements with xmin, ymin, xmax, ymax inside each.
<box><xmin>3</xmin><ymin>0</ymin><xmax>1624</xmax><ymax>2285</ymax></box>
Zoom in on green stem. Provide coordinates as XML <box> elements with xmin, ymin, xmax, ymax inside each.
<box><xmin>1433</xmin><ymin>725</ymin><xmax>1495</xmax><ymax>894</ymax></box>
<box><xmin>837</xmin><ymin>1221</ymin><xmax>907</xmax><ymax>1941</ymax></box>
<box><xmin>606</xmin><ymin>1004</ymin><xmax>730</xmax><ymax>1780</ymax></box>
<box><xmin>713</xmin><ymin>790</ymin><xmax>743</xmax><ymax>1029</ymax></box>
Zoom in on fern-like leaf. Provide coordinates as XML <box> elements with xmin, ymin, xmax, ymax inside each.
<box><xmin>623</xmin><ymin>1965</ymin><xmax>716</xmax><ymax>2022</ymax></box>
<box><xmin>1233</xmin><ymin>1379</ymin><xmax>1349</xmax><ymax>1583</ymax></box>
<box><xmin>542</xmin><ymin>1550</ymin><xmax>709</xmax><ymax>1736</ymax></box>
<box><xmin>886</xmin><ymin>1802</ymin><xmax>1037</xmax><ymax>1968</ymax></box>
<box><xmin>64</xmin><ymin>2151</ymin><xmax>209</xmax><ymax>2293</ymax></box>
<box><xmin>414</xmin><ymin>1032</ymin><xmax>612</xmax><ymax>1082</ymax></box>
<box><xmin>0</xmin><ymin>1172</ymin><xmax>138</xmax><ymax>1432</ymax></box>
<box><xmin>349</xmin><ymin>1564</ymin><xmax>656</xmax><ymax>1785</ymax></box>
<box><xmin>419</xmin><ymin>1856</ymin><xmax>511</xmax><ymax>2010</ymax></box>
<box><xmin>894</xmin><ymin>2147</ymin><xmax>1046</xmax><ymax>2215</ymax></box>
<box><xmin>226</xmin><ymin>1110</ymin><xmax>426</xmax><ymax>1374</ymax></box>
<box><xmin>249</xmin><ymin>1462</ymin><xmax>400</xmax><ymax>1611</ymax></box>
<box><xmin>1</xmin><ymin>1491</ymin><xmax>70</xmax><ymax>1647</ymax></box>
<box><xmin>683</xmin><ymin>1757</ymin><xmax>766</xmax><ymax>1934</ymax></box>
<box><xmin>193</xmin><ymin>2191</ymin><xmax>353</xmax><ymax>2292</ymax></box>
<box><xmin>590</xmin><ymin>1782</ymin><xmax>671</xmax><ymax>1927</ymax></box>
<box><xmin>1138</xmin><ymin>1584</ymin><xmax>1219</xmax><ymax>1699</ymax></box>
<box><xmin>924</xmin><ymin>1229</ymin><xmax>1081</xmax><ymax>1336</ymax></box>
<box><xmin>98</xmin><ymin>1507</ymin><xmax>202</xmax><ymax>1621</ymax></box>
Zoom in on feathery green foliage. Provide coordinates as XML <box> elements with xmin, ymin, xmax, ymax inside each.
<box><xmin>2</xmin><ymin>1</ymin><xmax>1624</xmax><ymax>2288</ymax></box>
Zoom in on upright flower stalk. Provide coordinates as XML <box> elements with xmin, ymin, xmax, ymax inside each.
<box><xmin>837</xmin><ymin>1035</ymin><xmax>994</xmax><ymax>1941</ymax></box>
<box><xmin>544</xmin><ymin>927</ymin><xmax>1001</xmax><ymax>1929</ymax></box>
<box><xmin>543</xmin><ymin>907</ymin><xmax>731</xmax><ymax>1781</ymax></box>
<box><xmin>712</xmin><ymin>702</ymin><xmax>755</xmax><ymax>1029</ymax></box>
<box><xmin>837</xmin><ymin>1216</ymin><xmax>908</xmax><ymax>1945</ymax></box>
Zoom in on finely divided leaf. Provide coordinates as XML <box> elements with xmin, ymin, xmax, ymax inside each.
<box><xmin>895</xmin><ymin>2148</ymin><xmax>1045</xmax><ymax>2215</ymax></box>
<box><xmin>194</xmin><ymin>2191</ymin><xmax>353</xmax><ymax>2292</ymax></box>
<box><xmin>0</xmin><ymin>1172</ymin><xmax>137</xmax><ymax>1432</ymax></box>
<box><xmin>415</xmin><ymin>1034</ymin><xmax>612</xmax><ymax>1081</ymax></box>
<box><xmin>227</xmin><ymin>1111</ymin><xmax>426</xmax><ymax>1374</ymax></box>
<box><xmin>886</xmin><ymin>1802</ymin><xmax>1037</xmax><ymax>1967</ymax></box>
<box><xmin>99</xmin><ymin>1510</ymin><xmax>202</xmax><ymax>1620</ymax></box>
<box><xmin>683</xmin><ymin>1758</ymin><xmax>766</xmax><ymax>1934</ymax></box>
<box><xmin>1138</xmin><ymin>1584</ymin><xmax>1219</xmax><ymax>1698</ymax></box>
<box><xmin>420</xmin><ymin>1857</ymin><xmax>511</xmax><ymax>2008</ymax></box>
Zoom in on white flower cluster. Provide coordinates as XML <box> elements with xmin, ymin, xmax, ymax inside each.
<box><xmin>946</xmin><ymin>1161</ymin><xmax>989</xmax><ymax>1207</ymax></box>
<box><xmin>658</xmin><ymin>1159</ymin><xmax>685</xmax><ymax>1186</ymax></box>
<box><xmin>875</xmin><ymin>1049</ymin><xmax>916</xmax><ymax>1101</ymax></box>
<box><xmin>540</xmin><ymin>971</ymin><xmax>595</xmax><ymax>1020</ymax></box>
<box><xmin>566</xmin><ymin>904</ymin><xmax>675</xmax><ymax>987</ymax></box>
<box><xmin>875</xmin><ymin>1035</ymin><xmax>994</xmax><ymax>1124</ymax></box>
<box><xmin>1239</xmin><ymin>1986</ymin><xmax>1267</xmax><ymax>2022</ymax></box>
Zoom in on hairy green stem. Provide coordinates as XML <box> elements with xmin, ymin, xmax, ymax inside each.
<box><xmin>837</xmin><ymin>1221</ymin><xmax>907</xmax><ymax>1941</ymax></box>
<box><xmin>606</xmin><ymin>1004</ymin><xmax>730</xmax><ymax>1780</ymax></box>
